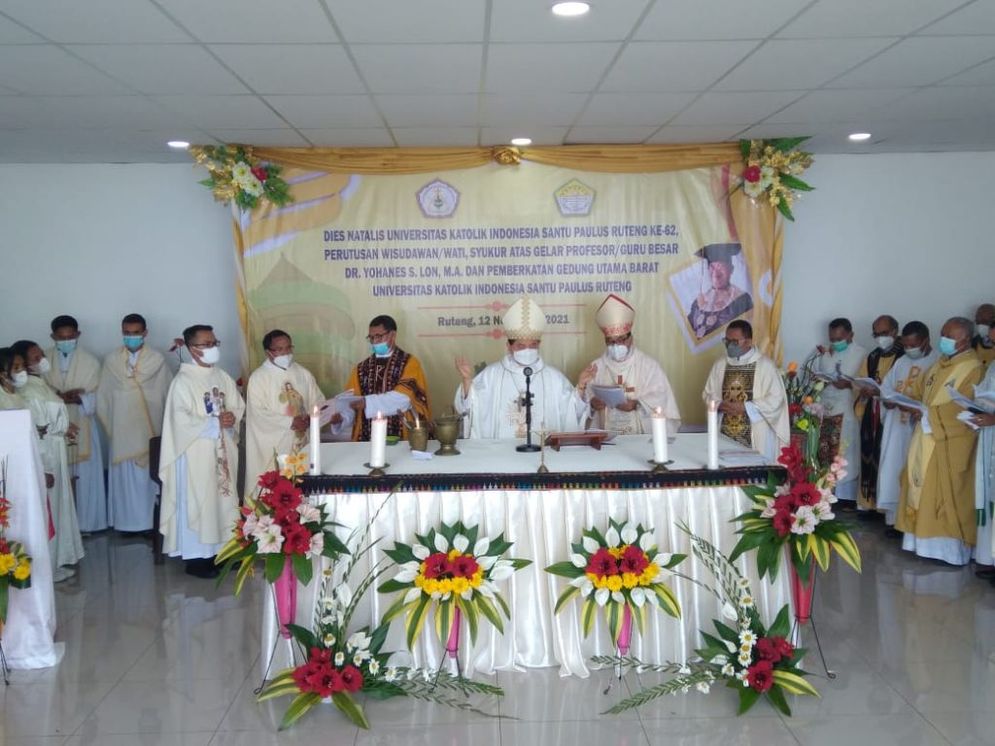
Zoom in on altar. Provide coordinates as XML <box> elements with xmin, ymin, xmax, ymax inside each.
<box><xmin>261</xmin><ymin>433</ymin><xmax>790</xmax><ymax>678</ymax></box>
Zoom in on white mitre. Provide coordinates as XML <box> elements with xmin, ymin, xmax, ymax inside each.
<box><xmin>595</xmin><ymin>294</ymin><xmax>635</xmax><ymax>336</ymax></box>
<box><xmin>502</xmin><ymin>297</ymin><xmax>546</xmax><ymax>341</ymax></box>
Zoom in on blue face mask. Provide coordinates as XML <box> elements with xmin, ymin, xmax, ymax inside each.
<box><xmin>55</xmin><ymin>339</ymin><xmax>77</xmax><ymax>354</ymax></box>
<box><xmin>831</xmin><ymin>340</ymin><xmax>849</xmax><ymax>353</ymax></box>
<box><xmin>371</xmin><ymin>342</ymin><xmax>391</xmax><ymax>357</ymax></box>
<box><xmin>123</xmin><ymin>335</ymin><xmax>144</xmax><ymax>352</ymax></box>
<box><xmin>938</xmin><ymin>336</ymin><xmax>957</xmax><ymax>357</ymax></box>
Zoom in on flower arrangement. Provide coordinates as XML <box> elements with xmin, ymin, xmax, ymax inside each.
<box><xmin>545</xmin><ymin>519</ymin><xmax>684</xmax><ymax>650</ymax></box>
<box><xmin>738</xmin><ymin>138</ymin><xmax>814</xmax><ymax>221</ymax></box>
<box><xmin>215</xmin><ymin>453</ymin><xmax>348</xmax><ymax>594</ymax></box>
<box><xmin>259</xmin><ymin>511</ymin><xmax>503</xmax><ymax>730</ymax></box>
<box><xmin>783</xmin><ymin>361</ymin><xmax>826</xmax><ymax>435</ymax></box>
<box><xmin>730</xmin><ymin>442</ymin><xmax>861</xmax><ymax>583</ymax></box>
<box><xmin>189</xmin><ymin>144</ymin><xmax>292</xmax><ymax>211</ymax></box>
<box><xmin>594</xmin><ymin>530</ymin><xmax>819</xmax><ymax>717</ymax></box>
<box><xmin>378</xmin><ymin>521</ymin><xmax>531</xmax><ymax>651</ymax></box>
<box><xmin>0</xmin><ymin>458</ymin><xmax>32</xmax><ymax>636</ymax></box>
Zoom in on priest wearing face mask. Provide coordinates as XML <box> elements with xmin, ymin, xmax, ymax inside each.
<box><xmin>338</xmin><ymin>315</ymin><xmax>431</xmax><ymax>441</ymax></box>
<box><xmin>973</xmin><ymin>303</ymin><xmax>995</xmax><ymax>367</ymax></box>
<box><xmin>810</xmin><ymin>318</ymin><xmax>866</xmax><ymax>505</ymax></box>
<box><xmin>158</xmin><ymin>325</ymin><xmax>244</xmax><ymax>578</ymax></box>
<box><xmin>876</xmin><ymin>321</ymin><xmax>938</xmax><ymax>531</ymax></box>
<box><xmin>702</xmin><ymin>320</ymin><xmax>789</xmax><ymax>462</ymax></box>
<box><xmin>43</xmin><ymin>314</ymin><xmax>107</xmax><ymax>533</ymax></box>
<box><xmin>455</xmin><ymin>297</ymin><xmax>594</xmax><ymax>439</ymax></box>
<box><xmin>853</xmin><ymin>315</ymin><xmax>904</xmax><ymax>514</ymax></box>
<box><xmin>98</xmin><ymin>313</ymin><xmax>173</xmax><ymax>534</ymax></box>
<box><xmin>896</xmin><ymin>317</ymin><xmax>983</xmax><ymax>565</ymax></box>
<box><xmin>245</xmin><ymin>329</ymin><xmax>324</xmax><ymax>493</ymax></box>
<box><xmin>583</xmin><ymin>294</ymin><xmax>681</xmax><ymax>435</ymax></box>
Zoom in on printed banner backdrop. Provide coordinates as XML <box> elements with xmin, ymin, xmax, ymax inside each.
<box><xmin>237</xmin><ymin>159</ymin><xmax>781</xmax><ymax>424</ymax></box>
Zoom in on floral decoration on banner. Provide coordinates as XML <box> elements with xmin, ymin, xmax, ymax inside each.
<box><xmin>0</xmin><ymin>458</ymin><xmax>32</xmax><ymax>635</ymax></box>
<box><xmin>545</xmin><ymin>519</ymin><xmax>685</xmax><ymax>649</ymax></box>
<box><xmin>259</xmin><ymin>508</ymin><xmax>503</xmax><ymax>730</ymax></box>
<box><xmin>378</xmin><ymin>522</ymin><xmax>531</xmax><ymax>651</ymax></box>
<box><xmin>783</xmin><ymin>361</ymin><xmax>827</xmax><ymax>436</ymax></box>
<box><xmin>729</xmin><ymin>440</ymin><xmax>861</xmax><ymax>583</ymax></box>
<box><xmin>595</xmin><ymin>529</ymin><xmax>819</xmax><ymax>717</ymax></box>
<box><xmin>215</xmin><ymin>452</ymin><xmax>349</xmax><ymax>594</ymax></box>
<box><xmin>189</xmin><ymin>144</ymin><xmax>293</xmax><ymax>211</ymax></box>
<box><xmin>738</xmin><ymin>137</ymin><xmax>814</xmax><ymax>222</ymax></box>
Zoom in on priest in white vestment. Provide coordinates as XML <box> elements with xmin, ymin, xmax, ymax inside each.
<box><xmin>159</xmin><ymin>325</ymin><xmax>244</xmax><ymax>578</ymax></box>
<box><xmin>970</xmin><ymin>325</ymin><xmax>995</xmax><ymax>575</ymax></box>
<box><xmin>12</xmin><ymin>340</ymin><xmax>84</xmax><ymax>581</ymax></box>
<box><xmin>584</xmin><ymin>294</ymin><xmax>681</xmax><ymax>435</ymax></box>
<box><xmin>246</xmin><ymin>329</ymin><xmax>324</xmax><ymax>494</ymax></box>
<box><xmin>877</xmin><ymin>322</ymin><xmax>939</xmax><ymax>528</ymax></box>
<box><xmin>809</xmin><ymin>318</ymin><xmax>866</xmax><ymax>503</ymax></box>
<box><xmin>455</xmin><ymin>298</ymin><xmax>593</xmax><ymax>439</ymax></box>
<box><xmin>98</xmin><ymin>314</ymin><xmax>173</xmax><ymax>533</ymax></box>
<box><xmin>44</xmin><ymin>315</ymin><xmax>107</xmax><ymax>532</ymax></box>
<box><xmin>703</xmin><ymin>320</ymin><xmax>789</xmax><ymax>462</ymax></box>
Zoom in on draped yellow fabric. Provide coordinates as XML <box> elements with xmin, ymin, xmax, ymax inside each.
<box><xmin>249</xmin><ymin>142</ymin><xmax>743</xmax><ymax>175</ymax></box>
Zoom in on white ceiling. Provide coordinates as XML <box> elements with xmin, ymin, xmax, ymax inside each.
<box><xmin>0</xmin><ymin>0</ymin><xmax>993</xmax><ymax>162</ymax></box>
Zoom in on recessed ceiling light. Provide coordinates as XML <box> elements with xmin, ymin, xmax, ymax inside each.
<box><xmin>510</xmin><ymin>137</ymin><xmax>532</xmax><ymax>146</ymax></box>
<box><xmin>552</xmin><ymin>2</ymin><xmax>590</xmax><ymax>17</ymax></box>
<box><xmin>167</xmin><ymin>140</ymin><xmax>190</xmax><ymax>149</ymax></box>
<box><xmin>848</xmin><ymin>132</ymin><xmax>872</xmax><ymax>142</ymax></box>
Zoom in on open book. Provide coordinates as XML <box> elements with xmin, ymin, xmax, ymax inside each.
<box><xmin>879</xmin><ymin>386</ymin><xmax>932</xmax><ymax>434</ymax></box>
<box><xmin>945</xmin><ymin>382</ymin><xmax>995</xmax><ymax>415</ymax></box>
<box><xmin>590</xmin><ymin>384</ymin><xmax>628</xmax><ymax>408</ymax></box>
<box><xmin>840</xmin><ymin>373</ymin><xmax>881</xmax><ymax>393</ymax></box>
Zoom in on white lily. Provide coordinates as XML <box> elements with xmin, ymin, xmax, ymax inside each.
<box><xmin>652</xmin><ymin>552</ymin><xmax>672</xmax><ymax>567</ymax></box>
<box><xmin>724</xmin><ymin>640</ymin><xmax>737</xmax><ymax>653</ymax></box>
<box><xmin>473</xmin><ymin>537</ymin><xmax>490</xmax><ymax>556</ymax></box>
<box><xmin>412</xmin><ymin>544</ymin><xmax>430</xmax><ymax>560</ymax></box>
<box><xmin>630</xmin><ymin>587</ymin><xmax>646</xmax><ymax>607</ymax></box>
<box><xmin>453</xmin><ymin>534</ymin><xmax>470</xmax><ymax>553</ymax></box>
<box><xmin>721</xmin><ymin>601</ymin><xmax>738</xmax><ymax>620</ymax></box>
<box><xmin>611</xmin><ymin>591</ymin><xmax>624</xmax><ymax>603</ymax></box>
<box><xmin>595</xmin><ymin>588</ymin><xmax>610</xmax><ymax>606</ymax></box>
<box><xmin>722</xmin><ymin>663</ymin><xmax>735</xmax><ymax>677</ymax></box>
<box><xmin>477</xmin><ymin>581</ymin><xmax>497</xmax><ymax>599</ymax></box>
<box><xmin>678</xmin><ymin>664</ymin><xmax>691</xmax><ymax>675</ymax></box>
<box><xmin>639</xmin><ymin>532</ymin><xmax>654</xmax><ymax>551</ymax></box>
<box><xmin>393</xmin><ymin>561</ymin><xmax>420</xmax><ymax>583</ymax></box>
<box><xmin>696</xmin><ymin>681</ymin><xmax>711</xmax><ymax>694</ymax></box>
<box><xmin>369</xmin><ymin>660</ymin><xmax>380</xmax><ymax>676</ymax></box>
<box><xmin>605</xmin><ymin>526</ymin><xmax>620</xmax><ymax>548</ymax></box>
<box><xmin>461</xmin><ymin>588</ymin><xmax>474</xmax><ymax>600</ymax></box>
<box><xmin>570</xmin><ymin>553</ymin><xmax>588</xmax><ymax>568</ymax></box>
<box><xmin>348</xmin><ymin>631</ymin><xmax>371</xmax><ymax>651</ymax></box>
<box><xmin>582</xmin><ymin>536</ymin><xmax>600</xmax><ymax>554</ymax></box>
<box><xmin>620</xmin><ymin>524</ymin><xmax>638</xmax><ymax>545</ymax></box>
<box><xmin>334</xmin><ymin>652</ymin><xmax>345</xmax><ymax>666</ymax></box>
<box><xmin>478</xmin><ymin>555</ymin><xmax>497</xmax><ymax>570</ymax></box>
<box><xmin>434</xmin><ymin>533</ymin><xmax>449</xmax><ymax>553</ymax></box>
<box><xmin>710</xmin><ymin>654</ymin><xmax>727</xmax><ymax>665</ymax></box>
<box><xmin>403</xmin><ymin>587</ymin><xmax>422</xmax><ymax>604</ymax></box>
<box><xmin>490</xmin><ymin>561</ymin><xmax>515</xmax><ymax>580</ymax></box>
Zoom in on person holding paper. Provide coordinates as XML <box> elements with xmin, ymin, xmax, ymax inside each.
<box><xmin>159</xmin><ymin>325</ymin><xmax>244</xmax><ymax>578</ymax></box>
<box><xmin>455</xmin><ymin>297</ymin><xmax>593</xmax><ymax>438</ymax></box>
<box><xmin>877</xmin><ymin>321</ymin><xmax>938</xmax><ymax>531</ymax></box>
<box><xmin>970</xmin><ymin>323</ymin><xmax>995</xmax><ymax>577</ymax></box>
<box><xmin>811</xmin><ymin>318</ymin><xmax>866</xmax><ymax>505</ymax></box>
<box><xmin>44</xmin><ymin>314</ymin><xmax>107</xmax><ymax>533</ymax></box>
<box><xmin>245</xmin><ymin>329</ymin><xmax>324</xmax><ymax>497</ymax></box>
<box><xmin>98</xmin><ymin>313</ymin><xmax>173</xmax><ymax>534</ymax></box>
<box><xmin>702</xmin><ymin>320</ymin><xmax>789</xmax><ymax>461</ymax></box>
<box><xmin>855</xmin><ymin>315</ymin><xmax>904</xmax><ymax>514</ymax></box>
<box><xmin>583</xmin><ymin>294</ymin><xmax>681</xmax><ymax>435</ymax></box>
<box><xmin>339</xmin><ymin>315</ymin><xmax>431</xmax><ymax>441</ymax></box>
<box><xmin>973</xmin><ymin>303</ymin><xmax>995</xmax><ymax>367</ymax></box>
<box><xmin>896</xmin><ymin>317</ymin><xmax>983</xmax><ymax>566</ymax></box>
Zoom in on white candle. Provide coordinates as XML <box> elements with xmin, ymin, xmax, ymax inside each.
<box><xmin>707</xmin><ymin>399</ymin><xmax>720</xmax><ymax>470</ymax></box>
<box><xmin>370</xmin><ymin>411</ymin><xmax>387</xmax><ymax>468</ymax></box>
<box><xmin>651</xmin><ymin>407</ymin><xmax>668</xmax><ymax>463</ymax></box>
<box><xmin>309</xmin><ymin>405</ymin><xmax>321</xmax><ymax>476</ymax></box>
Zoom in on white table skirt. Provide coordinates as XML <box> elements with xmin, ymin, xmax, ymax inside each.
<box><xmin>260</xmin><ymin>479</ymin><xmax>791</xmax><ymax>678</ymax></box>
<box><xmin>0</xmin><ymin>410</ymin><xmax>62</xmax><ymax>669</ymax></box>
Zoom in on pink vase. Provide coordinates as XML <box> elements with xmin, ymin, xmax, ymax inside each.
<box><xmin>274</xmin><ymin>559</ymin><xmax>297</xmax><ymax>639</ymax></box>
<box><xmin>789</xmin><ymin>561</ymin><xmax>816</xmax><ymax>624</ymax></box>
<box><xmin>617</xmin><ymin>605</ymin><xmax>633</xmax><ymax>655</ymax></box>
<box><xmin>446</xmin><ymin>607</ymin><xmax>462</xmax><ymax>659</ymax></box>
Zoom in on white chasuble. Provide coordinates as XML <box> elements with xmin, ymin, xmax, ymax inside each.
<box><xmin>585</xmin><ymin>347</ymin><xmax>681</xmax><ymax>435</ymax></box>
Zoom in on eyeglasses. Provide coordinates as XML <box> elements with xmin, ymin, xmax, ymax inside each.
<box><xmin>366</xmin><ymin>332</ymin><xmax>392</xmax><ymax>343</ymax></box>
<box><xmin>191</xmin><ymin>341</ymin><xmax>221</xmax><ymax>349</ymax></box>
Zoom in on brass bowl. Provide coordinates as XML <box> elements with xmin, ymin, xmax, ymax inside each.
<box><xmin>407</xmin><ymin>426</ymin><xmax>429</xmax><ymax>452</ymax></box>
<box><xmin>433</xmin><ymin>416</ymin><xmax>462</xmax><ymax>456</ymax></box>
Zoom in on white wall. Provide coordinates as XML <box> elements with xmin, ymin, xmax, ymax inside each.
<box><xmin>2</xmin><ymin>153</ymin><xmax>992</xmax><ymax>380</ymax></box>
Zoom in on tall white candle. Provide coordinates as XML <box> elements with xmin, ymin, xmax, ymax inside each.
<box><xmin>370</xmin><ymin>411</ymin><xmax>387</xmax><ymax>468</ymax></box>
<box><xmin>707</xmin><ymin>399</ymin><xmax>720</xmax><ymax>470</ymax></box>
<box><xmin>651</xmin><ymin>407</ymin><xmax>668</xmax><ymax>463</ymax></box>
<box><xmin>309</xmin><ymin>405</ymin><xmax>321</xmax><ymax>476</ymax></box>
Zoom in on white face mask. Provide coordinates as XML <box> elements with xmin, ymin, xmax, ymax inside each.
<box><xmin>607</xmin><ymin>344</ymin><xmax>629</xmax><ymax>362</ymax></box>
<box><xmin>12</xmin><ymin>370</ymin><xmax>28</xmax><ymax>388</ymax></box>
<box><xmin>875</xmin><ymin>336</ymin><xmax>895</xmax><ymax>351</ymax></box>
<box><xmin>32</xmin><ymin>357</ymin><xmax>52</xmax><ymax>374</ymax></box>
<box><xmin>904</xmin><ymin>346</ymin><xmax>925</xmax><ymax>360</ymax></box>
<box><xmin>198</xmin><ymin>346</ymin><xmax>220</xmax><ymax>366</ymax></box>
<box><xmin>512</xmin><ymin>348</ymin><xmax>539</xmax><ymax>367</ymax></box>
<box><xmin>978</xmin><ymin>323</ymin><xmax>992</xmax><ymax>338</ymax></box>
<box><xmin>272</xmin><ymin>354</ymin><xmax>293</xmax><ymax>369</ymax></box>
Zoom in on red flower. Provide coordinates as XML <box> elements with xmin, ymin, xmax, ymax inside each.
<box><xmin>772</xmin><ymin>510</ymin><xmax>793</xmax><ymax>537</ymax></box>
<box><xmin>746</xmin><ymin>659</ymin><xmax>774</xmax><ymax>693</ymax></box>
<box><xmin>790</xmin><ymin>482</ymin><xmax>821</xmax><ymax>507</ymax></box>
<box><xmin>282</xmin><ymin>522</ymin><xmax>312</xmax><ymax>555</ymax></box>
<box><xmin>309</xmin><ymin>647</ymin><xmax>332</xmax><ymax>665</ymax></box>
<box><xmin>451</xmin><ymin>554</ymin><xmax>480</xmax><ymax>578</ymax></box>
<box><xmin>251</xmin><ymin>165</ymin><xmax>268</xmax><ymax>182</ymax></box>
<box><xmin>620</xmin><ymin>545</ymin><xmax>649</xmax><ymax>574</ymax></box>
<box><xmin>586</xmin><ymin>548</ymin><xmax>619</xmax><ymax>578</ymax></box>
<box><xmin>772</xmin><ymin>636</ymin><xmax>794</xmax><ymax>660</ymax></box>
<box><xmin>339</xmin><ymin>664</ymin><xmax>364</xmax><ymax>693</ymax></box>
<box><xmin>788</xmin><ymin>403</ymin><xmax>803</xmax><ymax>417</ymax></box>
<box><xmin>744</xmin><ymin>165</ymin><xmax>762</xmax><ymax>183</ymax></box>
<box><xmin>423</xmin><ymin>552</ymin><xmax>451</xmax><ymax>579</ymax></box>
<box><xmin>257</xmin><ymin>470</ymin><xmax>281</xmax><ymax>489</ymax></box>
<box><xmin>754</xmin><ymin>637</ymin><xmax>782</xmax><ymax>664</ymax></box>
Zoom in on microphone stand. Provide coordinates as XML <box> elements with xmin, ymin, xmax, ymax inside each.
<box><xmin>516</xmin><ymin>366</ymin><xmax>540</xmax><ymax>452</ymax></box>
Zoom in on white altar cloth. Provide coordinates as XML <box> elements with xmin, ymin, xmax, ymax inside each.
<box><xmin>261</xmin><ymin>434</ymin><xmax>790</xmax><ymax>678</ymax></box>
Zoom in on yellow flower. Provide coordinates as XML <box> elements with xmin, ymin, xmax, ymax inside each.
<box><xmin>0</xmin><ymin>553</ymin><xmax>15</xmax><ymax>575</ymax></box>
<box><xmin>284</xmin><ymin>451</ymin><xmax>308</xmax><ymax>475</ymax></box>
<box><xmin>452</xmin><ymin>577</ymin><xmax>470</xmax><ymax>595</ymax></box>
<box><xmin>622</xmin><ymin>572</ymin><xmax>638</xmax><ymax>589</ymax></box>
<box><xmin>608</xmin><ymin>546</ymin><xmax>624</xmax><ymax>559</ymax></box>
<box><xmin>13</xmin><ymin>561</ymin><xmax>30</xmax><ymax>581</ymax></box>
<box><xmin>606</xmin><ymin>575</ymin><xmax>623</xmax><ymax>593</ymax></box>
<box><xmin>470</xmin><ymin>569</ymin><xmax>483</xmax><ymax>588</ymax></box>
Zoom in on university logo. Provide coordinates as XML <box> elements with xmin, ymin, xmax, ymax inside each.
<box><xmin>554</xmin><ymin>178</ymin><xmax>595</xmax><ymax>217</ymax></box>
<box><xmin>416</xmin><ymin>179</ymin><xmax>460</xmax><ymax>218</ymax></box>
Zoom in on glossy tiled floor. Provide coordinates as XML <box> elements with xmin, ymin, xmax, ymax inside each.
<box><xmin>3</xmin><ymin>519</ymin><xmax>995</xmax><ymax>745</ymax></box>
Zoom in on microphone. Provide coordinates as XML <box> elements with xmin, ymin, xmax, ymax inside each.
<box><xmin>516</xmin><ymin>366</ymin><xmax>540</xmax><ymax>452</ymax></box>
<box><xmin>523</xmin><ymin>366</ymin><xmax>533</xmax><ymax>377</ymax></box>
